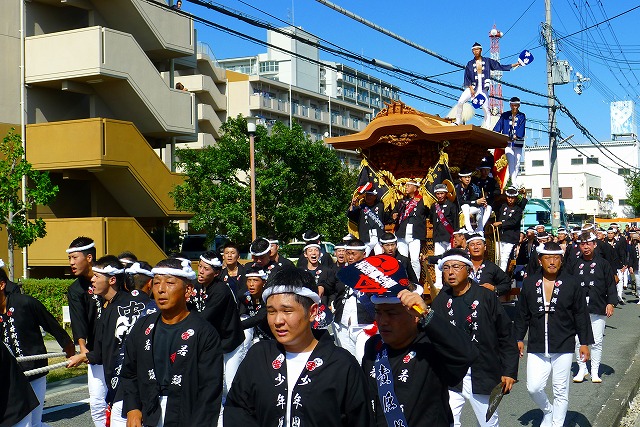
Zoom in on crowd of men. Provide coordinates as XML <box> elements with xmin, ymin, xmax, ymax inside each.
<box><xmin>3</xmin><ymin>189</ymin><xmax>637</xmax><ymax>427</ymax></box>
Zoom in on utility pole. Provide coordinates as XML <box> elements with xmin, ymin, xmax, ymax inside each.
<box><xmin>545</xmin><ymin>0</ymin><xmax>560</xmax><ymax>230</ymax></box>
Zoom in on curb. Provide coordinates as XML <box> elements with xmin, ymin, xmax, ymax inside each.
<box><xmin>593</xmin><ymin>340</ymin><xmax>640</xmax><ymax>427</ymax></box>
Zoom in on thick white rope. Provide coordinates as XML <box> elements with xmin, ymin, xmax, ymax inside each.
<box><xmin>23</xmin><ymin>361</ymin><xmax>68</xmax><ymax>377</ymax></box>
<box><xmin>16</xmin><ymin>352</ymin><xmax>67</xmax><ymax>362</ymax></box>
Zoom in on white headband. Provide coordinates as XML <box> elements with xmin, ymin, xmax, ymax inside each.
<box><xmin>578</xmin><ymin>233</ymin><xmax>597</xmax><ymax>243</ymax></box>
<box><xmin>303</xmin><ymin>243</ymin><xmax>321</xmax><ymax>252</ymax></box>
<box><xmin>406</xmin><ymin>180</ymin><xmax>420</xmax><ymax>186</ymax></box>
<box><xmin>334</xmin><ymin>244</ymin><xmax>347</xmax><ymax>250</ymax></box>
<box><xmin>466</xmin><ymin>235</ymin><xmax>486</xmax><ymax>243</ymax></box>
<box><xmin>262</xmin><ymin>285</ymin><xmax>321</xmax><ymax>304</ymax></box>
<box><xmin>93</xmin><ymin>265</ymin><xmax>125</xmax><ymax>275</ymax></box>
<box><xmin>151</xmin><ymin>260</ymin><xmax>196</xmax><ymax>281</ymax></box>
<box><xmin>379</xmin><ymin>236</ymin><xmax>397</xmax><ymax>244</ymax></box>
<box><xmin>120</xmin><ymin>258</ymin><xmax>135</xmax><ymax>265</ymax></box>
<box><xmin>303</xmin><ymin>233</ymin><xmax>320</xmax><ymax>242</ymax></box>
<box><xmin>438</xmin><ymin>255</ymin><xmax>474</xmax><ymax>270</ymax></box>
<box><xmin>268</xmin><ymin>239</ymin><xmax>279</xmax><ymax>245</ymax></box>
<box><xmin>199</xmin><ymin>255</ymin><xmax>222</xmax><ymax>268</ymax></box>
<box><xmin>346</xmin><ymin>245</ymin><xmax>367</xmax><ymax>252</ymax></box>
<box><xmin>536</xmin><ymin>244</ymin><xmax>564</xmax><ymax>255</ymax></box>
<box><xmin>245</xmin><ymin>269</ymin><xmax>267</xmax><ymax>279</ymax></box>
<box><xmin>250</xmin><ymin>246</ymin><xmax>271</xmax><ymax>257</ymax></box>
<box><xmin>125</xmin><ymin>262</ymin><xmax>154</xmax><ymax>278</ymax></box>
<box><xmin>66</xmin><ymin>242</ymin><xmax>95</xmax><ymax>253</ymax></box>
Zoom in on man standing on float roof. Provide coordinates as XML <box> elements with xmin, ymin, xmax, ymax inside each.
<box><xmin>494</xmin><ymin>97</ymin><xmax>527</xmax><ymax>185</ymax></box>
<box><xmin>455</xmin><ymin>42</ymin><xmax>520</xmax><ymax>127</ymax></box>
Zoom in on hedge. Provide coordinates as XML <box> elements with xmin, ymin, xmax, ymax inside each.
<box><xmin>20</xmin><ymin>278</ymin><xmax>74</xmax><ymax>324</ymax></box>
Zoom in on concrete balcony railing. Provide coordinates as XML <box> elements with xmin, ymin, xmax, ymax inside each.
<box><xmin>28</xmin><ymin>217</ymin><xmax>167</xmax><ymax>267</ymax></box>
<box><xmin>27</xmin><ymin>118</ymin><xmax>188</xmax><ymax>218</ymax></box>
<box><xmin>177</xmin><ymin>74</ymin><xmax>227</xmax><ymax>112</ymax></box>
<box><xmin>91</xmin><ymin>0</ymin><xmax>194</xmax><ymax>59</ymax></box>
<box><xmin>26</xmin><ymin>26</ymin><xmax>196</xmax><ymax>137</ymax></box>
<box><xmin>197</xmin><ymin>103</ymin><xmax>223</xmax><ymax>138</ymax></box>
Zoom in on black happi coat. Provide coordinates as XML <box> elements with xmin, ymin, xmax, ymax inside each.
<box><xmin>472</xmin><ymin>176</ymin><xmax>500</xmax><ymax>207</ymax></box>
<box><xmin>515</xmin><ymin>272</ymin><xmax>594</xmax><ymax>354</ymax></box>
<box><xmin>200</xmin><ymin>280</ymin><xmax>245</xmax><ymax>353</ymax></box>
<box><xmin>67</xmin><ymin>275</ymin><xmax>103</xmax><ymax>350</ymax></box>
<box><xmin>239</xmin><ymin>292</ymin><xmax>273</xmax><ymax>341</ymax></box>
<box><xmin>362</xmin><ymin>312</ymin><xmax>477</xmax><ymax>427</ymax></box>
<box><xmin>1</xmin><ymin>293</ymin><xmax>73</xmax><ymax>380</ymax></box>
<box><xmin>86</xmin><ymin>290</ymin><xmax>155</xmax><ymax>403</ymax></box>
<box><xmin>5</xmin><ymin>280</ymin><xmax>21</xmax><ymax>295</ymax></box>
<box><xmin>0</xmin><ymin>342</ymin><xmax>39</xmax><ymax>427</ymax></box>
<box><xmin>395</xmin><ymin>252</ymin><xmax>419</xmax><ymax>284</ymax></box>
<box><xmin>348</xmin><ymin>201</ymin><xmax>388</xmax><ymax>243</ymax></box>
<box><xmin>225</xmin><ymin>330</ymin><xmax>372</xmax><ymax>427</ymax></box>
<box><xmin>496</xmin><ymin>201</ymin><xmax>525</xmax><ymax>244</ymax></box>
<box><xmin>396</xmin><ymin>197</ymin><xmax>429</xmax><ymax>241</ymax></box>
<box><xmin>121</xmin><ymin>312</ymin><xmax>223</xmax><ymax>427</ymax></box>
<box><xmin>427</xmin><ymin>200</ymin><xmax>458</xmax><ymax>243</ymax></box>
<box><xmin>455</xmin><ymin>182</ymin><xmax>481</xmax><ymax>207</ymax></box>
<box><xmin>221</xmin><ymin>264</ymin><xmax>247</xmax><ymax>306</ymax></box>
<box><xmin>516</xmin><ymin>239</ymin><xmax>537</xmax><ymax>265</ymax></box>
<box><xmin>469</xmin><ymin>260</ymin><xmax>511</xmax><ymax>296</ymax></box>
<box><xmin>569</xmin><ymin>255</ymin><xmax>618</xmax><ymax>315</ymax></box>
<box><xmin>431</xmin><ymin>284</ymin><xmax>519</xmax><ymax>395</ymax></box>
<box><xmin>607</xmin><ymin>237</ymin><xmax>627</xmax><ymax>269</ymax></box>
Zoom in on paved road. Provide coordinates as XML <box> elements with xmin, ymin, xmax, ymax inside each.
<box><xmin>42</xmin><ymin>288</ymin><xmax>640</xmax><ymax>426</ymax></box>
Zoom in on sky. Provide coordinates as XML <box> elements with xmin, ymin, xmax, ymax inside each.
<box><xmin>183</xmin><ymin>0</ymin><xmax>640</xmax><ymax>146</ymax></box>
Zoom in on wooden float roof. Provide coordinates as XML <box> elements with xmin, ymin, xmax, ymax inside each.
<box><xmin>325</xmin><ymin>101</ymin><xmax>509</xmax><ymax>150</ymax></box>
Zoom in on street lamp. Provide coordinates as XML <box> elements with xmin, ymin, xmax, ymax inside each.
<box><xmin>247</xmin><ymin>116</ymin><xmax>257</xmax><ymax>240</ymax></box>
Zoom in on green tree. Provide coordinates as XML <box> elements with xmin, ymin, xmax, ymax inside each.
<box><xmin>625</xmin><ymin>172</ymin><xmax>640</xmax><ymax>216</ymax></box>
<box><xmin>0</xmin><ymin>129</ymin><xmax>58</xmax><ymax>280</ymax></box>
<box><xmin>171</xmin><ymin>116</ymin><xmax>357</xmax><ymax>244</ymax></box>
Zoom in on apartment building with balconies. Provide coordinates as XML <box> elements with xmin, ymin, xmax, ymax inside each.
<box><xmin>0</xmin><ymin>0</ymin><xmax>227</xmax><ymax>276</ymax></box>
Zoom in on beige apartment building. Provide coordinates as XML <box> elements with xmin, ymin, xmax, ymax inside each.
<box><xmin>0</xmin><ymin>0</ymin><xmax>227</xmax><ymax>277</ymax></box>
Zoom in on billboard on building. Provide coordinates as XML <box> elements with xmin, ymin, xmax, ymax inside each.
<box><xmin>611</xmin><ymin>101</ymin><xmax>637</xmax><ymax>137</ymax></box>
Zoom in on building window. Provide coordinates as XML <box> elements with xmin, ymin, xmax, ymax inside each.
<box><xmin>620</xmin><ymin>199</ymin><xmax>629</xmax><ymax>206</ymax></box>
<box><xmin>525</xmin><ymin>189</ymin><xmax>533</xmax><ymax>199</ymax></box>
<box><xmin>259</xmin><ymin>61</ymin><xmax>279</xmax><ymax>73</ymax></box>
<box><xmin>571</xmin><ymin>158</ymin><xmax>584</xmax><ymax>165</ymax></box>
<box><xmin>532</xmin><ymin>160</ymin><xmax>544</xmax><ymax>167</ymax></box>
<box><xmin>619</xmin><ymin>168</ymin><xmax>631</xmax><ymax>176</ymax></box>
<box><xmin>586</xmin><ymin>157</ymin><xmax>599</xmax><ymax>164</ymax></box>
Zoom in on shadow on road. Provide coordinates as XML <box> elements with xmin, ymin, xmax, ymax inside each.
<box><xmin>518</xmin><ymin>409</ymin><xmax>592</xmax><ymax>426</ymax></box>
<box><xmin>43</xmin><ymin>403</ymin><xmax>89</xmax><ymax>423</ymax></box>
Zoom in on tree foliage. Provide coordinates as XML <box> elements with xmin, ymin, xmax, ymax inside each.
<box><xmin>0</xmin><ymin>129</ymin><xmax>59</xmax><ymax>279</ymax></box>
<box><xmin>171</xmin><ymin>116</ymin><xmax>357</xmax><ymax>244</ymax></box>
<box><xmin>625</xmin><ymin>172</ymin><xmax>640</xmax><ymax>216</ymax></box>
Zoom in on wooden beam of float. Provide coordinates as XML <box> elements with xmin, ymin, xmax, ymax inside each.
<box><xmin>326</xmin><ymin>101</ymin><xmax>509</xmax><ymax>178</ymax></box>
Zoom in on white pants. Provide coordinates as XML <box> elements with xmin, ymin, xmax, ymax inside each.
<box><xmin>333</xmin><ymin>321</ymin><xmax>368</xmax><ymax>364</ymax></box>
<box><xmin>155</xmin><ymin>396</ymin><xmax>168</xmax><ymax>427</ymax></box>
<box><xmin>24</xmin><ymin>376</ymin><xmax>47</xmax><ymax>427</ymax></box>
<box><xmin>397</xmin><ymin>237</ymin><xmax>422</xmax><ymax>280</ymax></box>
<box><xmin>505</xmin><ymin>145</ymin><xmax>523</xmax><ymax>185</ymax></box>
<box><xmin>461</xmin><ymin>204</ymin><xmax>492</xmax><ymax>234</ymax></box>
<box><xmin>526</xmin><ymin>352</ymin><xmax>573</xmax><ymax>427</ymax></box>
<box><xmin>13</xmin><ymin>415</ymin><xmax>30</xmax><ymax>427</ymax></box>
<box><xmin>109</xmin><ymin>401</ymin><xmax>127</xmax><ymax>427</ymax></box>
<box><xmin>617</xmin><ymin>269</ymin><xmax>627</xmax><ymax>298</ymax></box>
<box><xmin>456</xmin><ymin>88</ymin><xmax>490</xmax><ymax>127</ymax></box>
<box><xmin>498</xmin><ymin>242</ymin><xmax>515</xmax><ymax>273</ymax></box>
<box><xmin>576</xmin><ymin>313</ymin><xmax>606</xmax><ymax>376</ymax></box>
<box><xmin>88</xmin><ymin>364</ymin><xmax>107</xmax><ymax>427</ymax></box>
<box><xmin>635</xmin><ymin>273</ymin><xmax>640</xmax><ymax>294</ymax></box>
<box><xmin>449</xmin><ymin>369</ymin><xmax>498</xmax><ymax>427</ymax></box>
<box><xmin>432</xmin><ymin>241</ymin><xmax>450</xmax><ymax>289</ymax></box>
<box><xmin>219</xmin><ymin>343</ymin><xmax>247</xmax><ymax>425</ymax></box>
<box><xmin>365</xmin><ymin>233</ymin><xmax>383</xmax><ymax>257</ymax></box>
